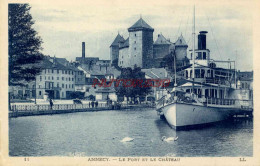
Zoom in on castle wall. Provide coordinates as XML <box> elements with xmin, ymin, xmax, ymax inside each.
<box><xmin>153</xmin><ymin>44</ymin><xmax>170</xmax><ymax>59</ymax></box>
<box><xmin>110</xmin><ymin>46</ymin><xmax>119</xmax><ymax>65</ymax></box>
<box><xmin>129</xmin><ymin>31</ymin><xmax>143</xmax><ymax>68</ymax></box>
<box><xmin>142</xmin><ymin>31</ymin><xmax>154</xmax><ymax>68</ymax></box>
<box><xmin>175</xmin><ymin>46</ymin><xmax>188</xmax><ymax>60</ymax></box>
<box><xmin>118</xmin><ymin>47</ymin><xmax>130</xmax><ymax>68</ymax></box>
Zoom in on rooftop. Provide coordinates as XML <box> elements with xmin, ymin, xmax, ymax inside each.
<box><xmin>110</xmin><ymin>34</ymin><xmax>125</xmax><ymax>47</ymax></box>
<box><xmin>128</xmin><ymin>18</ymin><xmax>154</xmax><ymax>32</ymax></box>
<box><xmin>154</xmin><ymin>33</ymin><xmax>172</xmax><ymax>45</ymax></box>
<box><xmin>175</xmin><ymin>34</ymin><xmax>188</xmax><ymax>46</ymax></box>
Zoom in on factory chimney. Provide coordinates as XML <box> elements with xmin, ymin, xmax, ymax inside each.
<box><xmin>82</xmin><ymin>42</ymin><xmax>85</xmax><ymax>59</ymax></box>
<box><xmin>198</xmin><ymin>31</ymin><xmax>208</xmax><ymax>50</ymax></box>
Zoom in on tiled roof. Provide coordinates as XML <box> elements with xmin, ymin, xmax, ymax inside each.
<box><xmin>110</xmin><ymin>34</ymin><xmax>125</xmax><ymax>47</ymax></box>
<box><xmin>154</xmin><ymin>34</ymin><xmax>172</xmax><ymax>45</ymax></box>
<box><xmin>34</xmin><ymin>56</ymin><xmax>80</xmax><ymax>71</ymax></box>
<box><xmin>128</xmin><ymin>18</ymin><xmax>154</xmax><ymax>32</ymax></box>
<box><xmin>175</xmin><ymin>34</ymin><xmax>188</xmax><ymax>46</ymax></box>
<box><xmin>119</xmin><ymin>37</ymin><xmax>129</xmax><ymax>48</ymax></box>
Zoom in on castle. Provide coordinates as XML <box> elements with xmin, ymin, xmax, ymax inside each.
<box><xmin>110</xmin><ymin>17</ymin><xmax>189</xmax><ymax>69</ymax></box>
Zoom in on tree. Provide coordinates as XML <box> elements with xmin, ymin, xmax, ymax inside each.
<box><xmin>8</xmin><ymin>4</ymin><xmax>43</xmax><ymax>86</ymax></box>
<box><xmin>115</xmin><ymin>67</ymin><xmax>152</xmax><ymax>104</ymax></box>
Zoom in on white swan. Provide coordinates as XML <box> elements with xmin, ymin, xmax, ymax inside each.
<box><xmin>120</xmin><ymin>137</ymin><xmax>134</xmax><ymax>142</ymax></box>
<box><xmin>162</xmin><ymin>136</ymin><xmax>178</xmax><ymax>142</ymax></box>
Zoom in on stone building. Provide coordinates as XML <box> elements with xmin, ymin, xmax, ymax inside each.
<box><xmin>110</xmin><ymin>34</ymin><xmax>125</xmax><ymax>66</ymax></box>
<box><xmin>117</xmin><ymin>17</ymin><xmax>154</xmax><ymax>69</ymax></box>
<box><xmin>111</xmin><ymin>17</ymin><xmax>189</xmax><ymax>70</ymax></box>
<box><xmin>35</xmin><ymin>57</ymin><xmax>84</xmax><ymax>99</ymax></box>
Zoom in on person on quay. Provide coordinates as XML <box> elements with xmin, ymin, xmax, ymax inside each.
<box><xmin>91</xmin><ymin>101</ymin><xmax>94</xmax><ymax>108</ymax></box>
<box><xmin>50</xmin><ymin>98</ymin><xmax>53</xmax><ymax>110</ymax></box>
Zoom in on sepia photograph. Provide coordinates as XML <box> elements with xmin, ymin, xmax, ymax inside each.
<box><xmin>1</xmin><ymin>0</ymin><xmax>259</xmax><ymax>165</ymax></box>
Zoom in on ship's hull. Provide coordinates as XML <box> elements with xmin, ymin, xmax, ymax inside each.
<box><xmin>161</xmin><ymin>103</ymin><xmax>239</xmax><ymax>130</ymax></box>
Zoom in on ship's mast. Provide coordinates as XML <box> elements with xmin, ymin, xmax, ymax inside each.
<box><xmin>192</xmin><ymin>5</ymin><xmax>195</xmax><ymax>93</ymax></box>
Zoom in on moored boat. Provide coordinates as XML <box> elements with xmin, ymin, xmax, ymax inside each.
<box><xmin>156</xmin><ymin>7</ymin><xmax>253</xmax><ymax>130</ymax></box>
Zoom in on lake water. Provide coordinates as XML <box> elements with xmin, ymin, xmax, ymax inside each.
<box><xmin>9</xmin><ymin>108</ymin><xmax>253</xmax><ymax>157</ymax></box>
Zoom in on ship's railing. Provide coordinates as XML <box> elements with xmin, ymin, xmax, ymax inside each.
<box><xmin>206</xmin><ymin>98</ymin><xmax>235</xmax><ymax>106</ymax></box>
<box><xmin>206</xmin><ymin>98</ymin><xmax>253</xmax><ymax>109</ymax></box>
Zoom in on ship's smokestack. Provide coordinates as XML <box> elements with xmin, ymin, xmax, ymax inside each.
<box><xmin>82</xmin><ymin>42</ymin><xmax>85</xmax><ymax>59</ymax></box>
<box><xmin>198</xmin><ymin>31</ymin><xmax>208</xmax><ymax>50</ymax></box>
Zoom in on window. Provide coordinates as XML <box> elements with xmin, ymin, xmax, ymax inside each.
<box><xmin>72</xmin><ymin>78</ymin><xmax>74</xmax><ymax>81</ymax></box>
<box><xmin>62</xmin><ymin>77</ymin><xmax>64</xmax><ymax>81</ymax></box>
<box><xmin>39</xmin><ymin>91</ymin><xmax>42</xmax><ymax>95</ymax></box>
<box><xmin>57</xmin><ymin>70</ymin><xmax>59</xmax><ymax>74</ymax></box>
<box><xmin>72</xmin><ymin>71</ymin><xmax>74</xmax><ymax>75</ymax></box>
<box><xmin>69</xmin><ymin>77</ymin><xmax>70</xmax><ymax>81</ymax></box>
<box><xmin>62</xmin><ymin>70</ymin><xmax>64</xmax><ymax>74</ymax></box>
<box><xmin>45</xmin><ymin>76</ymin><xmax>46</xmax><ymax>80</ymax></box>
<box><xmin>69</xmin><ymin>84</ymin><xmax>70</xmax><ymax>88</ymax></box>
<box><xmin>48</xmin><ymin>76</ymin><xmax>50</xmax><ymax>80</ymax></box>
<box><xmin>65</xmin><ymin>71</ymin><xmax>67</xmax><ymax>74</ymax></box>
<box><xmin>198</xmin><ymin>89</ymin><xmax>202</xmax><ymax>98</ymax></box>
<box><xmin>134</xmin><ymin>41</ymin><xmax>136</xmax><ymax>44</ymax></box>
<box><xmin>62</xmin><ymin>84</ymin><xmax>64</xmax><ymax>88</ymax></box>
<box><xmin>52</xmin><ymin>76</ymin><xmax>54</xmax><ymax>80</ymax></box>
<box><xmin>66</xmin><ymin>84</ymin><xmax>67</xmax><ymax>89</ymax></box>
<box><xmin>203</xmin><ymin>52</ymin><xmax>207</xmax><ymax>60</ymax></box>
<box><xmin>135</xmin><ymin>34</ymin><xmax>136</xmax><ymax>37</ymax></box>
<box><xmin>57</xmin><ymin>77</ymin><xmax>59</xmax><ymax>80</ymax></box>
<box><xmin>72</xmin><ymin>85</ymin><xmax>74</xmax><ymax>88</ymax></box>
<box><xmin>62</xmin><ymin>92</ymin><xmax>64</xmax><ymax>97</ymax></box>
<box><xmin>201</xmin><ymin>69</ymin><xmax>205</xmax><ymax>78</ymax></box>
<box><xmin>134</xmin><ymin>47</ymin><xmax>136</xmax><ymax>50</ymax></box>
<box><xmin>45</xmin><ymin>69</ymin><xmax>46</xmax><ymax>74</ymax></box>
<box><xmin>40</xmin><ymin>76</ymin><xmax>42</xmax><ymax>81</ymax></box>
<box><xmin>52</xmin><ymin>69</ymin><xmax>54</xmax><ymax>73</ymax></box>
<box><xmin>205</xmin><ymin>89</ymin><xmax>209</xmax><ymax>98</ymax></box>
<box><xmin>197</xmin><ymin>52</ymin><xmax>202</xmax><ymax>59</ymax></box>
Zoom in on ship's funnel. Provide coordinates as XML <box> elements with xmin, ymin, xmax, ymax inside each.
<box><xmin>198</xmin><ymin>31</ymin><xmax>208</xmax><ymax>50</ymax></box>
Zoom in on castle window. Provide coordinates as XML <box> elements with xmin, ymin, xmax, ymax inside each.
<box><xmin>135</xmin><ymin>34</ymin><xmax>136</xmax><ymax>37</ymax></box>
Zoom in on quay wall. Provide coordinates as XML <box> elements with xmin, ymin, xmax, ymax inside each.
<box><xmin>9</xmin><ymin>104</ymin><xmax>154</xmax><ymax>118</ymax></box>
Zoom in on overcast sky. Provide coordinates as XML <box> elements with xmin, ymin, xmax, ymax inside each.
<box><xmin>29</xmin><ymin>1</ymin><xmax>253</xmax><ymax>71</ymax></box>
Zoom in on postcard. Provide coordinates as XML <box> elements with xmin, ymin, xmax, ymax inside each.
<box><xmin>1</xmin><ymin>0</ymin><xmax>259</xmax><ymax>165</ymax></box>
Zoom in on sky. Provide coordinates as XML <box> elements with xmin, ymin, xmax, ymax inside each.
<box><xmin>29</xmin><ymin>1</ymin><xmax>253</xmax><ymax>71</ymax></box>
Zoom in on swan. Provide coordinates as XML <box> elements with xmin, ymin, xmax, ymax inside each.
<box><xmin>120</xmin><ymin>137</ymin><xmax>134</xmax><ymax>142</ymax></box>
<box><xmin>162</xmin><ymin>136</ymin><xmax>177</xmax><ymax>142</ymax></box>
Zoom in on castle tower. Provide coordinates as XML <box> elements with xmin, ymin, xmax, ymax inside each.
<box><xmin>128</xmin><ymin>17</ymin><xmax>154</xmax><ymax>68</ymax></box>
<box><xmin>175</xmin><ymin>34</ymin><xmax>188</xmax><ymax>60</ymax></box>
<box><xmin>110</xmin><ymin>34</ymin><xmax>125</xmax><ymax>66</ymax></box>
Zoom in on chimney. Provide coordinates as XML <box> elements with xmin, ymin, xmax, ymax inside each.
<box><xmin>82</xmin><ymin>42</ymin><xmax>85</xmax><ymax>59</ymax></box>
<box><xmin>198</xmin><ymin>31</ymin><xmax>208</xmax><ymax>50</ymax></box>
